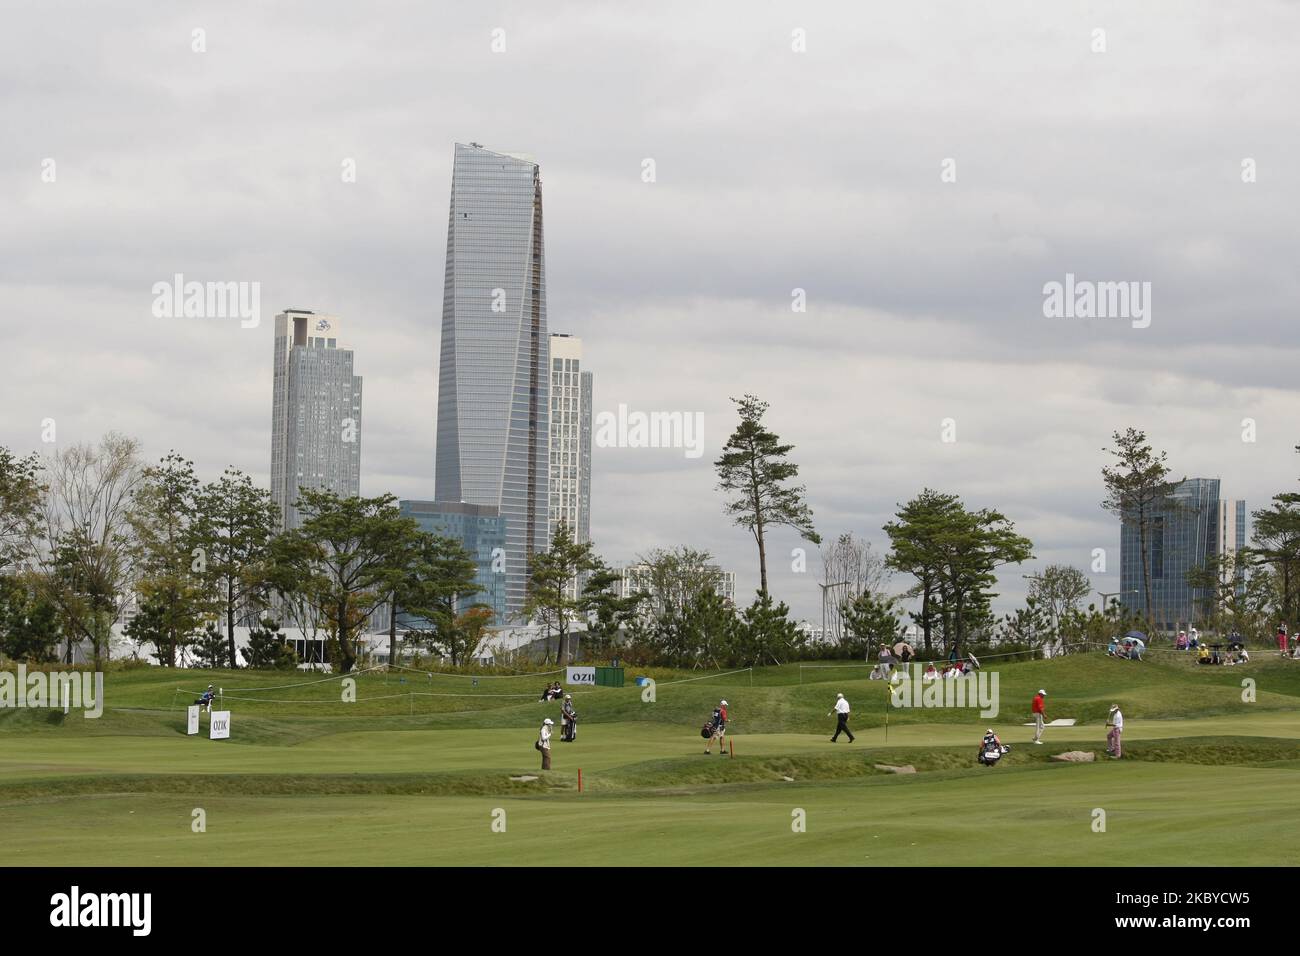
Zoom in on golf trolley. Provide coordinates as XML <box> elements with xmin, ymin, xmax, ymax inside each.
<box><xmin>978</xmin><ymin>740</ymin><xmax>1011</xmax><ymax>767</ymax></box>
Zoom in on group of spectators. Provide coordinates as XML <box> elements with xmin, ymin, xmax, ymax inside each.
<box><xmin>921</xmin><ymin>657</ymin><xmax>979</xmax><ymax>681</ymax></box>
<box><xmin>1107</xmin><ymin>637</ymin><xmax>1144</xmax><ymax>660</ymax></box>
<box><xmin>868</xmin><ymin>641</ymin><xmax>980</xmax><ymax>681</ymax></box>
<box><xmin>1276</xmin><ymin>623</ymin><xmax>1300</xmax><ymax>659</ymax></box>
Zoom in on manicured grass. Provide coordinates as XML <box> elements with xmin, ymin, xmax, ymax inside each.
<box><xmin>4</xmin><ymin>764</ymin><xmax>1297</xmax><ymax>866</ymax></box>
<box><xmin>1</xmin><ymin>653</ymin><xmax>1298</xmax><ymax>865</ymax></box>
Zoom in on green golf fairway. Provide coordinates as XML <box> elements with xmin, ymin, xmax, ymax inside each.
<box><xmin>2</xmin><ymin>653</ymin><xmax>1298</xmax><ymax>865</ymax></box>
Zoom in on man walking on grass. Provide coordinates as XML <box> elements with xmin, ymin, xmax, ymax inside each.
<box><xmin>828</xmin><ymin>692</ymin><xmax>855</xmax><ymax>743</ymax></box>
<box><xmin>1106</xmin><ymin>703</ymin><xmax>1124</xmax><ymax>759</ymax></box>
<box><xmin>1032</xmin><ymin>688</ymin><xmax>1047</xmax><ymax>744</ymax></box>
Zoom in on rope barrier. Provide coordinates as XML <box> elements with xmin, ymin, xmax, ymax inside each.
<box><xmin>655</xmin><ymin>667</ymin><xmax>752</xmax><ymax>686</ymax></box>
<box><xmin>180</xmin><ymin>664</ymin><xmax>386</xmax><ymax>696</ymax></box>
<box><xmin>386</xmin><ymin>663</ymin><xmax>565</xmax><ymax>680</ymax></box>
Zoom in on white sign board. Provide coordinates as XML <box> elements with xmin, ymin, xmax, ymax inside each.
<box><xmin>209</xmin><ymin>710</ymin><xmax>231</xmax><ymax>740</ymax></box>
<box><xmin>187</xmin><ymin>705</ymin><xmax>200</xmax><ymax>735</ymax></box>
<box><xmin>566</xmin><ymin>666</ymin><xmax>596</xmax><ymax>687</ymax></box>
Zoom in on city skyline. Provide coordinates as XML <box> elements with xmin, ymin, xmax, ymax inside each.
<box><xmin>4</xmin><ymin>5</ymin><xmax>1299</xmax><ymax>625</ymax></box>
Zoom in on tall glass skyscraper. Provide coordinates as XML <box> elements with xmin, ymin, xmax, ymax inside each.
<box><xmin>270</xmin><ymin>310</ymin><xmax>362</xmax><ymax>530</ymax></box>
<box><xmin>1119</xmin><ymin>478</ymin><xmax>1246</xmax><ymax>631</ymax></box>
<box><xmin>435</xmin><ymin>143</ymin><xmax>550</xmax><ymax>619</ymax></box>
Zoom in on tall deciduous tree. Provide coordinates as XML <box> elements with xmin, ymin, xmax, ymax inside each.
<box><xmin>397</xmin><ymin>533</ymin><xmax>482</xmax><ymax>666</ymax></box>
<box><xmin>522</xmin><ymin>522</ymin><xmax>600</xmax><ymax>666</ymax></box>
<box><xmin>0</xmin><ymin>446</ymin><xmax>43</xmax><ymax>571</ymax></box>
<box><xmin>31</xmin><ymin>433</ymin><xmax>144</xmax><ymax>667</ymax></box>
<box><xmin>269</xmin><ymin>490</ymin><xmax>423</xmax><ymax>673</ymax></box>
<box><xmin>1025</xmin><ymin>565</ymin><xmax>1092</xmax><ymax>643</ymax></box>
<box><xmin>1101</xmin><ymin>428</ymin><xmax>1184</xmax><ymax>634</ymax></box>
<box><xmin>194</xmin><ymin>468</ymin><xmax>281</xmax><ymax>668</ymax></box>
<box><xmin>715</xmin><ymin>395</ymin><xmax>820</xmax><ymax>596</ymax></box>
<box><xmin>819</xmin><ymin>533</ymin><xmax>890</xmax><ymax>643</ymax></box>
<box><xmin>129</xmin><ymin>452</ymin><xmax>208</xmax><ymax>666</ymax></box>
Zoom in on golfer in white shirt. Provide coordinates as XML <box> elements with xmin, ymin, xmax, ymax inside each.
<box><xmin>538</xmin><ymin>718</ymin><xmax>553</xmax><ymax>770</ymax></box>
<box><xmin>1106</xmin><ymin>704</ymin><xmax>1124</xmax><ymax>759</ymax></box>
<box><xmin>828</xmin><ymin>692</ymin><xmax>855</xmax><ymax>743</ymax></box>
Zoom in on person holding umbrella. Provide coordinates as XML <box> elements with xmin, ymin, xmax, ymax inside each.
<box><xmin>828</xmin><ymin>692</ymin><xmax>855</xmax><ymax>743</ymax></box>
<box><xmin>893</xmin><ymin>636</ymin><xmax>914</xmax><ymax>669</ymax></box>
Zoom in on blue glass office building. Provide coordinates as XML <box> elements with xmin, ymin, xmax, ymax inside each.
<box><xmin>435</xmin><ymin>143</ymin><xmax>549</xmax><ymax>620</ymax></box>
<box><xmin>1119</xmin><ymin>478</ymin><xmax>1246</xmax><ymax>631</ymax></box>
<box><xmin>399</xmin><ymin>500</ymin><xmax>507</xmax><ymax>625</ymax></box>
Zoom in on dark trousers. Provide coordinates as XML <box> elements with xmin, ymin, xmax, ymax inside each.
<box><xmin>541</xmin><ymin>746</ymin><xmax>551</xmax><ymax>770</ymax></box>
<box><xmin>832</xmin><ymin>713</ymin><xmax>854</xmax><ymax>742</ymax></box>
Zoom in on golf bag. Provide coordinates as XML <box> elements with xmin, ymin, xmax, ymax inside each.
<box><xmin>700</xmin><ymin>723</ymin><xmax>714</xmax><ymax>739</ymax></box>
<box><xmin>562</xmin><ymin>712</ymin><xmax>577</xmax><ymax>742</ymax></box>
<box><xmin>977</xmin><ymin>739</ymin><xmax>1010</xmax><ymax>767</ymax></box>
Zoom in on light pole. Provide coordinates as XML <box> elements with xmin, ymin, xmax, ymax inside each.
<box><xmin>817</xmin><ymin>580</ymin><xmax>851</xmax><ymax>645</ymax></box>
<box><xmin>1095</xmin><ymin>589</ymin><xmax>1138</xmax><ymax>611</ymax></box>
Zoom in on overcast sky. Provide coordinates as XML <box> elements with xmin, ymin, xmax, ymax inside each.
<box><xmin>3</xmin><ymin>1</ymin><xmax>1298</xmax><ymax>624</ymax></box>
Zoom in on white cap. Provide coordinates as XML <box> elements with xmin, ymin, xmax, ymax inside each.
<box><xmin>836</xmin><ymin>692</ymin><xmax>844</xmax><ymax>698</ymax></box>
<box><xmin>720</xmin><ymin>700</ymin><xmax>728</xmax><ymax>706</ymax></box>
<box><xmin>564</xmin><ymin>694</ymin><xmax>571</xmax><ymax>699</ymax></box>
<box><xmin>1038</xmin><ymin>689</ymin><xmax>1046</xmax><ymax>695</ymax></box>
<box><xmin>543</xmin><ymin>718</ymin><xmax>554</xmax><ymax>725</ymax></box>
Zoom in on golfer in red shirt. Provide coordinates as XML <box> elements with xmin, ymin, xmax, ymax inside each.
<box><xmin>1032</xmin><ymin>689</ymin><xmax>1047</xmax><ymax>744</ymax></box>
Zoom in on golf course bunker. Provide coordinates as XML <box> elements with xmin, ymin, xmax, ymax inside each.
<box><xmin>1051</xmin><ymin>751</ymin><xmax>1096</xmax><ymax>762</ymax></box>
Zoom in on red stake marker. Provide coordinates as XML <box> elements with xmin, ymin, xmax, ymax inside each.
<box><xmin>578</xmin><ymin>768</ymin><xmax>583</xmax><ymax>792</ymax></box>
<box><xmin>729</xmin><ymin>739</ymin><xmax>734</xmax><ymax>758</ymax></box>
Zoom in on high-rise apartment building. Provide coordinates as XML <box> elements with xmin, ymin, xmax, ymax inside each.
<box><xmin>617</xmin><ymin>563</ymin><xmax>737</xmax><ymax>620</ymax></box>
<box><xmin>270</xmin><ymin>310</ymin><xmax>362</xmax><ymax>530</ymax></box>
<box><xmin>548</xmin><ymin>333</ymin><xmax>592</xmax><ymax>547</ymax></box>
<box><xmin>435</xmin><ymin>143</ymin><xmax>550</xmax><ymax>619</ymax></box>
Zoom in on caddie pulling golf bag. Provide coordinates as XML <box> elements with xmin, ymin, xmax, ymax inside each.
<box><xmin>977</xmin><ymin>739</ymin><xmax>1011</xmax><ymax>767</ymax></box>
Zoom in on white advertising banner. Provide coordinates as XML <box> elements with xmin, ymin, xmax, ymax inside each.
<box><xmin>187</xmin><ymin>705</ymin><xmax>200</xmax><ymax>735</ymax></box>
<box><xmin>566</xmin><ymin>666</ymin><xmax>596</xmax><ymax>687</ymax></box>
<box><xmin>209</xmin><ymin>710</ymin><xmax>231</xmax><ymax>740</ymax></box>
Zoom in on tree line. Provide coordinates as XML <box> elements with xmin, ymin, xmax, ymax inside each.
<box><xmin>0</xmin><ymin>437</ymin><xmax>483</xmax><ymax>671</ymax></box>
<box><xmin>5</xmin><ymin>413</ymin><xmax>1296</xmax><ymax>671</ymax></box>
